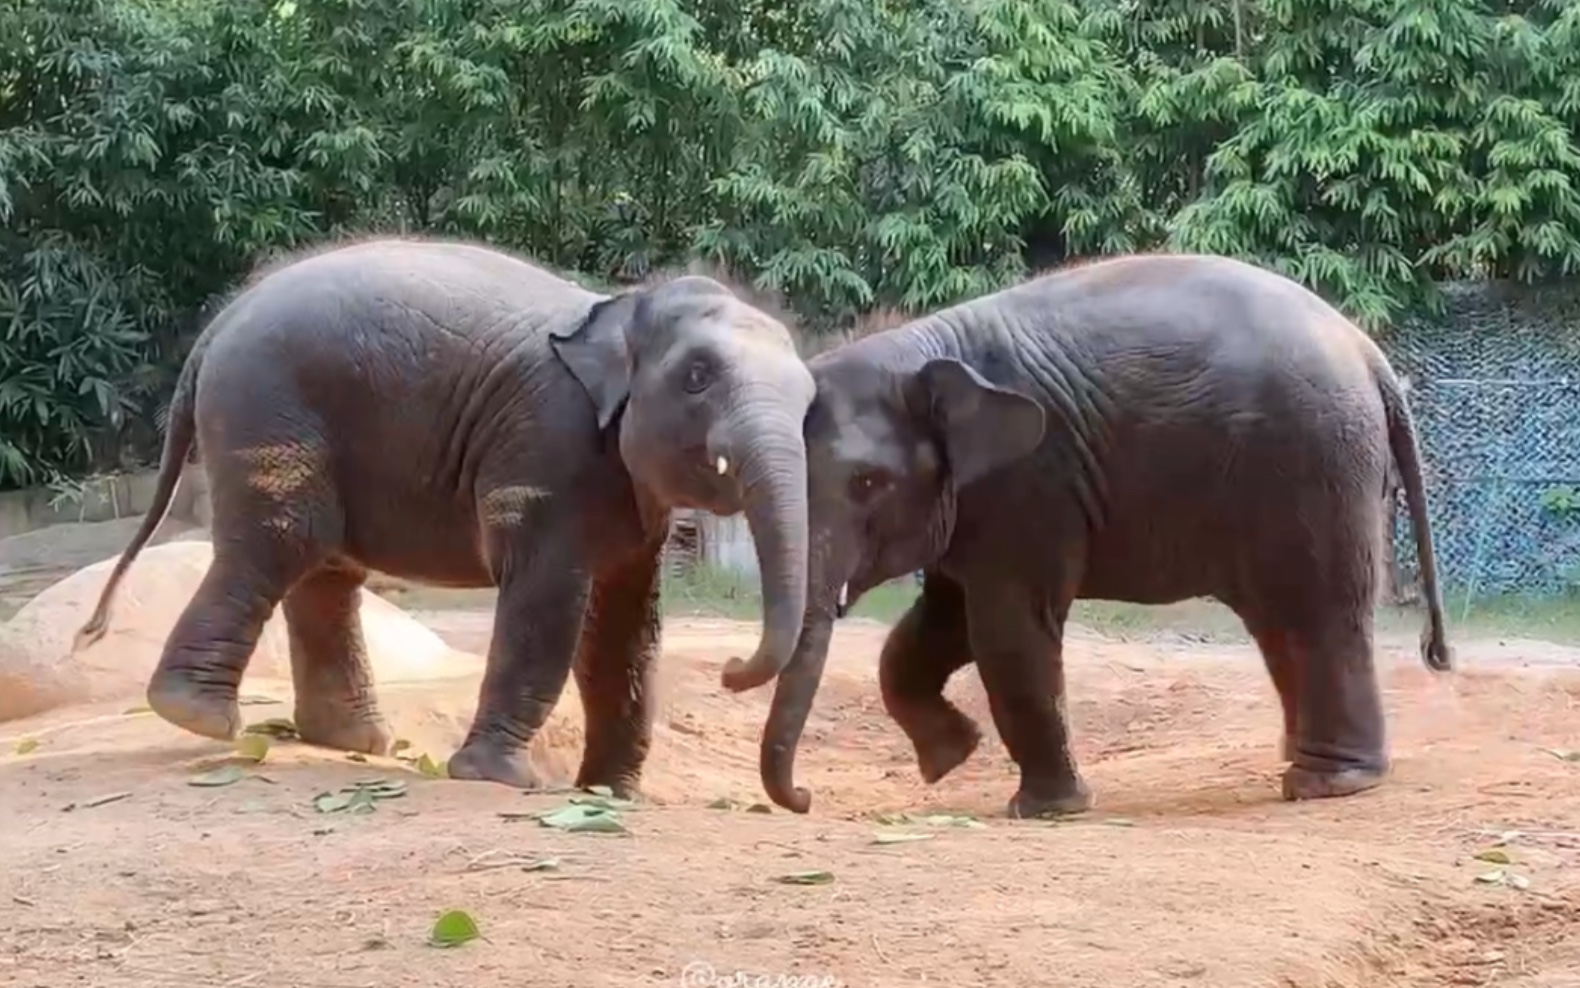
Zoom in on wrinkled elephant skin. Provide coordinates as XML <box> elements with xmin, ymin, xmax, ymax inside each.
<box><xmin>760</xmin><ymin>253</ymin><xmax>1452</xmax><ymax>817</ymax></box>
<box><xmin>76</xmin><ymin>238</ymin><xmax>815</xmax><ymax>798</ymax></box>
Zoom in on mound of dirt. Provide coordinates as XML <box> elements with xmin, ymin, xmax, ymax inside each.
<box><xmin>0</xmin><ymin>540</ymin><xmax>484</xmax><ymax>723</ymax></box>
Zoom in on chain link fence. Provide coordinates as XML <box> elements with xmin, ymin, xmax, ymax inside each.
<box><xmin>1384</xmin><ymin>281</ymin><xmax>1580</xmax><ymax>605</ymax></box>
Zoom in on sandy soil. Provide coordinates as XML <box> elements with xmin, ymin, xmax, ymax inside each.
<box><xmin>1</xmin><ymin>523</ymin><xmax>1579</xmax><ymax>987</ymax></box>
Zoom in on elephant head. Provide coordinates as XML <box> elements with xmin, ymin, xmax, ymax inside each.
<box><xmin>751</xmin><ymin>339</ymin><xmax>1047</xmax><ymax>812</ymax></box>
<box><xmin>551</xmin><ymin>275</ymin><xmax>816</xmax><ymax>691</ymax></box>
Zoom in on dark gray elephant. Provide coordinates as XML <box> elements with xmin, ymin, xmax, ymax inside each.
<box><xmin>733</xmin><ymin>253</ymin><xmax>1451</xmax><ymax>817</ymax></box>
<box><xmin>76</xmin><ymin>237</ymin><xmax>814</xmax><ymax>795</ymax></box>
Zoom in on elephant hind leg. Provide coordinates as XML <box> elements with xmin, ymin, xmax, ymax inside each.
<box><xmin>284</xmin><ymin>562</ymin><xmax>393</xmax><ymax>756</ymax></box>
<box><xmin>1236</xmin><ymin>613</ymin><xmax>1300</xmax><ymax>762</ymax></box>
<box><xmin>1278</xmin><ymin>612</ymin><xmax>1389</xmax><ymax>801</ymax></box>
<box><xmin>147</xmin><ymin>547</ymin><xmax>305</xmax><ymax>742</ymax></box>
<box><xmin>880</xmin><ymin>572</ymin><xmax>982</xmax><ymax>784</ymax></box>
<box><xmin>148</xmin><ymin>442</ymin><xmax>341</xmax><ymax>743</ymax></box>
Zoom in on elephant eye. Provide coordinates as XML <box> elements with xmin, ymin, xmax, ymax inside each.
<box><xmin>848</xmin><ymin>468</ymin><xmax>893</xmax><ymax>503</ymax></box>
<box><xmin>682</xmin><ymin>358</ymin><xmax>714</xmax><ymax>394</ymax></box>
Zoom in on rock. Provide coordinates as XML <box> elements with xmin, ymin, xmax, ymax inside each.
<box><xmin>0</xmin><ymin>540</ymin><xmax>483</xmax><ymax>723</ymax></box>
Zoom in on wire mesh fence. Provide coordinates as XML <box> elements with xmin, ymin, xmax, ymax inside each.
<box><xmin>1384</xmin><ymin>281</ymin><xmax>1580</xmax><ymax>604</ymax></box>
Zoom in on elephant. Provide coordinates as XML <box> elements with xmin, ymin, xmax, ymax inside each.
<box><xmin>736</xmin><ymin>252</ymin><xmax>1452</xmax><ymax>818</ymax></box>
<box><xmin>75</xmin><ymin>237</ymin><xmax>815</xmax><ymax>795</ymax></box>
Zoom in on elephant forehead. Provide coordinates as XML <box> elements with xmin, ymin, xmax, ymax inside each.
<box><xmin>818</xmin><ymin>389</ymin><xmax>904</xmax><ymax>468</ymax></box>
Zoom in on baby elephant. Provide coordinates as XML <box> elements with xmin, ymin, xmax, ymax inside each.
<box><xmin>77</xmin><ymin>238</ymin><xmax>815</xmax><ymax>796</ymax></box>
<box><xmin>741</xmin><ymin>252</ymin><xmax>1451</xmax><ymax>817</ymax></box>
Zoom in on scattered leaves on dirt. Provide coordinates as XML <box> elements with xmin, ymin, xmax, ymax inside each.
<box><xmin>189</xmin><ymin>765</ymin><xmax>246</xmax><ymax>788</ymax></box>
<box><xmin>234</xmin><ymin>735</ymin><xmax>270</xmax><ymax>763</ymax></box>
<box><xmin>122</xmin><ymin>705</ymin><xmax>152</xmax><ymax>715</ymax></box>
<box><xmin>313</xmin><ymin>778</ymin><xmax>408</xmax><ymax>814</ymax></box>
<box><xmin>66</xmin><ymin>791</ymin><xmax>132</xmax><ymax>811</ymax></box>
<box><xmin>238</xmin><ymin>695</ymin><xmax>282</xmax><ymax>706</ymax></box>
<box><xmin>416</xmin><ymin>754</ymin><xmax>447</xmax><ymax>778</ymax></box>
<box><xmin>392</xmin><ymin>739</ymin><xmax>412</xmax><ymax>755</ymax></box>
<box><xmin>745</xmin><ymin>803</ymin><xmax>772</xmax><ymax>814</ymax></box>
<box><xmin>1474</xmin><ymin>868</ymin><xmax>1532</xmax><ymax>890</ymax></box>
<box><xmin>1542</xmin><ymin>748</ymin><xmax>1580</xmax><ymax>763</ymax></box>
<box><xmin>1473</xmin><ymin>849</ymin><xmax>1514</xmax><ymax>865</ymax></box>
<box><xmin>569</xmin><ymin>792</ymin><xmax>634</xmax><ymax>811</ymax></box>
<box><xmin>707</xmin><ymin>797</ymin><xmax>738</xmax><ymax>810</ymax></box>
<box><xmin>13</xmin><ymin>737</ymin><xmax>39</xmax><ymax>755</ymax></box>
<box><xmin>242</xmin><ymin>718</ymin><xmax>299</xmax><ymax>741</ymax></box>
<box><xmin>872</xmin><ymin>832</ymin><xmax>934</xmax><ymax>846</ymax></box>
<box><xmin>774</xmin><ymin>870</ymin><xmax>835</xmax><ymax>886</ymax></box>
<box><xmin>873</xmin><ymin>811</ymin><xmax>986</xmax><ymax>830</ymax></box>
<box><xmin>537</xmin><ymin>804</ymin><xmax>628</xmax><ymax>834</ymax></box>
<box><xmin>346</xmin><ymin>752</ymin><xmax>368</xmax><ymax>763</ymax></box>
<box><xmin>428</xmin><ymin>909</ymin><xmax>481</xmax><ymax>948</ymax></box>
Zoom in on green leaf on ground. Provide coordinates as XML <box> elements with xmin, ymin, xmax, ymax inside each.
<box><xmin>569</xmin><ymin>793</ymin><xmax>634</xmax><ymax>810</ymax></box>
<box><xmin>235</xmin><ymin>734</ymin><xmax>271</xmax><ymax>763</ymax></box>
<box><xmin>1475</xmin><ymin>868</ymin><xmax>1532</xmax><ymax>890</ymax></box>
<box><xmin>1542</xmin><ymin>748</ymin><xmax>1580</xmax><ymax>763</ymax></box>
<box><xmin>416</xmin><ymin>754</ymin><xmax>447</xmax><ymax>778</ymax></box>
<box><xmin>774</xmin><ymin>870</ymin><xmax>835</xmax><ymax>886</ymax></box>
<box><xmin>14</xmin><ymin>738</ymin><xmax>39</xmax><ymax>755</ymax></box>
<box><xmin>875</xmin><ymin>811</ymin><xmax>985</xmax><ymax>830</ymax></box>
<box><xmin>1473</xmin><ymin>849</ymin><xmax>1513</xmax><ymax>865</ymax></box>
<box><xmin>428</xmin><ymin>909</ymin><xmax>481</xmax><ymax>948</ymax></box>
<box><xmin>392</xmin><ymin>739</ymin><xmax>412</xmax><ymax>755</ymax></box>
<box><xmin>523</xmin><ymin>858</ymin><xmax>560</xmax><ymax>872</ymax></box>
<box><xmin>238</xmin><ymin>695</ymin><xmax>282</xmax><ymax>706</ymax></box>
<box><xmin>745</xmin><ymin>803</ymin><xmax>772</xmax><ymax>814</ymax></box>
<box><xmin>707</xmin><ymin>797</ymin><xmax>738</xmax><ymax>810</ymax></box>
<box><xmin>872</xmin><ymin>831</ymin><xmax>934</xmax><ymax>845</ymax></box>
<box><xmin>243</xmin><ymin>718</ymin><xmax>299</xmax><ymax>740</ymax></box>
<box><xmin>538</xmin><ymin>804</ymin><xmax>628</xmax><ymax>834</ymax></box>
<box><xmin>312</xmin><ymin>778</ymin><xmax>408</xmax><ymax>814</ymax></box>
<box><xmin>314</xmin><ymin>791</ymin><xmax>355</xmax><ymax>813</ymax></box>
<box><xmin>189</xmin><ymin>765</ymin><xmax>245</xmax><ymax>787</ymax></box>
<box><xmin>346</xmin><ymin>752</ymin><xmax>368</xmax><ymax>763</ymax></box>
<box><xmin>122</xmin><ymin>705</ymin><xmax>153</xmax><ymax>715</ymax></box>
<box><xmin>582</xmin><ymin>785</ymin><xmax>615</xmax><ymax>797</ymax></box>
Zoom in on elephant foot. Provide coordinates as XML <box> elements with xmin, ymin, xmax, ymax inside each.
<box><xmin>147</xmin><ymin>671</ymin><xmax>242</xmax><ymax>742</ymax></box>
<box><xmin>1281</xmin><ymin>754</ymin><xmax>1389</xmax><ymax>801</ymax></box>
<box><xmin>913</xmin><ymin>709</ymin><xmax>983</xmax><ymax>784</ymax></box>
<box><xmin>1008</xmin><ymin>776</ymin><xmax>1093</xmax><ymax>820</ymax></box>
<box><xmin>447</xmin><ymin>739</ymin><xmax>553</xmax><ymax>791</ymax></box>
<box><xmin>574</xmin><ymin>767</ymin><xmax>643</xmax><ymax>801</ymax></box>
<box><xmin>294</xmin><ymin>702</ymin><xmax>395</xmax><ymax>757</ymax></box>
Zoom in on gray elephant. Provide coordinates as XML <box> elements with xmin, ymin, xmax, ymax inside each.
<box><xmin>76</xmin><ymin>237</ymin><xmax>814</xmax><ymax>795</ymax></box>
<box><xmin>731</xmin><ymin>253</ymin><xmax>1451</xmax><ymax>818</ymax></box>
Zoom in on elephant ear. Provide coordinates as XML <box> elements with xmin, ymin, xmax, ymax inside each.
<box><xmin>550</xmin><ymin>291</ymin><xmax>645</xmax><ymax>431</ymax></box>
<box><xmin>915</xmin><ymin>358</ymin><xmax>1045</xmax><ymax>489</ymax></box>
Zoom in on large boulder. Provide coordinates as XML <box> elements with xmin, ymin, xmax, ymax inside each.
<box><xmin>0</xmin><ymin>540</ymin><xmax>482</xmax><ymax>723</ymax></box>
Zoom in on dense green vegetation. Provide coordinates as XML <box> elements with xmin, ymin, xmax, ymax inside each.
<box><xmin>5</xmin><ymin>0</ymin><xmax>1580</xmax><ymax>487</ymax></box>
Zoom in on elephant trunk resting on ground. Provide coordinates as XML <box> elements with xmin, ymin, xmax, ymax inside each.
<box><xmin>739</xmin><ymin>252</ymin><xmax>1451</xmax><ymax>817</ymax></box>
<box><xmin>75</xmin><ymin>237</ymin><xmax>815</xmax><ymax>795</ymax></box>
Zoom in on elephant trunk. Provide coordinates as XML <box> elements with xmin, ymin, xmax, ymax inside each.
<box><xmin>719</xmin><ymin>406</ymin><xmax>810</xmax><ymax>694</ymax></box>
<box><xmin>757</xmin><ymin>577</ymin><xmax>840</xmax><ymax>813</ymax></box>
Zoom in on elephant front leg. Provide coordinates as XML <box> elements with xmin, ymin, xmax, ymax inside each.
<box><xmin>965</xmin><ymin>580</ymin><xmax>1091</xmax><ymax>820</ymax></box>
<box><xmin>879</xmin><ymin>573</ymin><xmax>982</xmax><ymax>783</ymax></box>
<box><xmin>447</xmin><ymin>531</ymin><xmax>591</xmax><ymax>791</ymax></box>
<box><xmin>570</xmin><ymin>545</ymin><xmax>663</xmax><ymax>799</ymax></box>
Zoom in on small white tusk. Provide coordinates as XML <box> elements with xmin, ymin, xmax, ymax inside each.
<box><xmin>837</xmin><ymin>583</ymin><xmax>849</xmax><ymax>609</ymax></box>
<box><xmin>715</xmin><ymin>455</ymin><xmax>729</xmax><ymax>475</ymax></box>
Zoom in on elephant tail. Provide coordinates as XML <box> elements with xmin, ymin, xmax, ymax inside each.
<box><xmin>72</xmin><ymin>342</ymin><xmax>204</xmax><ymax>653</ymax></box>
<box><xmin>1377</xmin><ymin>367</ymin><xmax>1453</xmax><ymax>673</ymax></box>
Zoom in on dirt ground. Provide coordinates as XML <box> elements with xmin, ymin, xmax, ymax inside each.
<box><xmin>3</xmin><ymin>527</ymin><xmax>1580</xmax><ymax>987</ymax></box>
